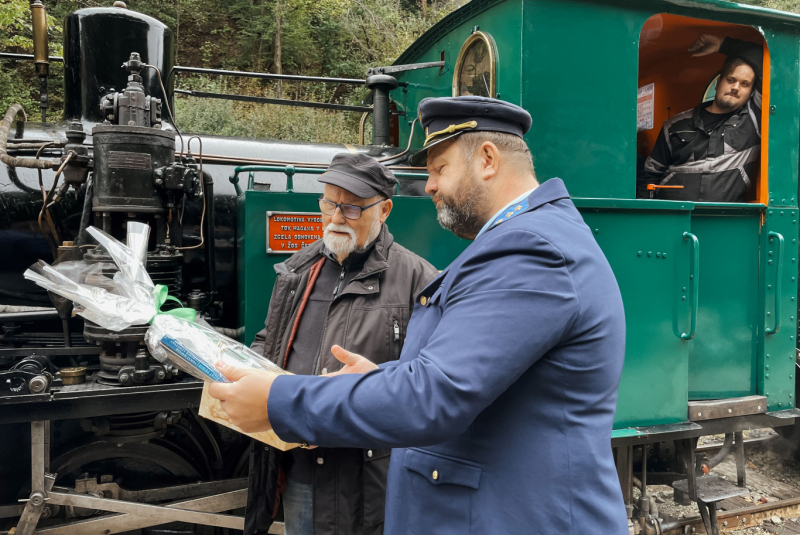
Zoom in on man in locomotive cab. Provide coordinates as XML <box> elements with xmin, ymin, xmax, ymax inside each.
<box><xmin>243</xmin><ymin>153</ymin><xmax>437</xmax><ymax>535</ymax></box>
<box><xmin>637</xmin><ymin>34</ymin><xmax>763</xmax><ymax>202</ymax></box>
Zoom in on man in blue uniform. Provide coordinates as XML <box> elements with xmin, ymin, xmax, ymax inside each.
<box><xmin>209</xmin><ymin>96</ymin><xmax>629</xmax><ymax>534</ymax></box>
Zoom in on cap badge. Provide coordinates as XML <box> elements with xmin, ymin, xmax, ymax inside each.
<box><xmin>423</xmin><ymin>120</ymin><xmax>478</xmax><ymax>146</ymax></box>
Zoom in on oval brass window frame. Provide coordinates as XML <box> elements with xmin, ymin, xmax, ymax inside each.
<box><xmin>452</xmin><ymin>31</ymin><xmax>497</xmax><ymax>98</ymax></box>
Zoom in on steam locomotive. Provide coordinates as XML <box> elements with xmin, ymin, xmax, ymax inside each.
<box><xmin>4</xmin><ymin>0</ymin><xmax>800</xmax><ymax>534</ymax></box>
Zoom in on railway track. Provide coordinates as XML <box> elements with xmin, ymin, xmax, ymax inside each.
<box><xmin>656</xmin><ymin>435</ymin><xmax>800</xmax><ymax>533</ymax></box>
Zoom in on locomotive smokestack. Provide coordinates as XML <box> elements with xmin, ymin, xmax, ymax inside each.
<box><xmin>30</xmin><ymin>0</ymin><xmax>49</xmax><ymax>123</ymax></box>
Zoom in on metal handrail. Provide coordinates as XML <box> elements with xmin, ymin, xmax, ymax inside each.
<box><xmin>228</xmin><ymin>165</ymin><xmax>428</xmax><ymax>196</ymax></box>
<box><xmin>681</xmin><ymin>232</ymin><xmax>700</xmax><ymax>340</ymax></box>
<box><xmin>765</xmin><ymin>231</ymin><xmax>785</xmax><ymax>335</ymax></box>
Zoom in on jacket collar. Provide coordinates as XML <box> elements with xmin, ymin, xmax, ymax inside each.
<box><xmin>522</xmin><ymin>177</ymin><xmax>571</xmax><ymax>212</ymax></box>
<box><xmin>691</xmin><ymin>101</ymin><xmax>747</xmax><ymax>131</ymax></box>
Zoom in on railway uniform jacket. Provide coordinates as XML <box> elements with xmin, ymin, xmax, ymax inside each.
<box><xmin>244</xmin><ymin>224</ymin><xmax>437</xmax><ymax>535</ymax></box>
<box><xmin>637</xmin><ymin>38</ymin><xmax>763</xmax><ymax>202</ymax></box>
<box><xmin>267</xmin><ymin>178</ymin><xmax>630</xmax><ymax>535</ymax></box>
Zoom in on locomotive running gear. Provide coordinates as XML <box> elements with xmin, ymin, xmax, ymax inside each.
<box><xmin>637</xmin><ymin>38</ymin><xmax>763</xmax><ymax>202</ymax></box>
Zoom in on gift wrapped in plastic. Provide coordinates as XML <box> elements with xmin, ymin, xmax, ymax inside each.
<box><xmin>146</xmin><ymin>314</ymin><xmax>288</xmax><ymax>382</ymax></box>
<box><xmin>23</xmin><ymin>222</ymin><xmax>286</xmax><ymax>382</ymax></box>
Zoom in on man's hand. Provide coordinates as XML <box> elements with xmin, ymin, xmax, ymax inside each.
<box><xmin>689</xmin><ymin>34</ymin><xmax>723</xmax><ymax>57</ymax></box>
<box><xmin>323</xmin><ymin>345</ymin><xmax>379</xmax><ymax>376</ymax></box>
<box><xmin>207</xmin><ymin>363</ymin><xmax>278</xmax><ymax>433</ymax></box>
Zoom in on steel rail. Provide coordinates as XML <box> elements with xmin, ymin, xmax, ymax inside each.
<box><xmin>662</xmin><ymin>494</ymin><xmax>800</xmax><ymax>533</ymax></box>
<box><xmin>171</xmin><ymin>65</ymin><xmax>364</xmax><ymax>84</ymax></box>
<box><xmin>174</xmin><ymin>88</ymin><xmax>375</xmax><ymax>113</ymax></box>
<box><xmin>0</xmin><ymin>53</ymin><xmax>62</xmax><ymax>62</ymax></box>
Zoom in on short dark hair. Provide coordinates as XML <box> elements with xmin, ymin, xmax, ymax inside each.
<box><xmin>457</xmin><ymin>131</ymin><xmax>535</xmax><ymax>174</ymax></box>
<box><xmin>721</xmin><ymin>56</ymin><xmax>755</xmax><ymax>81</ymax></box>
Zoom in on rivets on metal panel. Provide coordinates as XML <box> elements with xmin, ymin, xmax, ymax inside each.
<box><xmin>768</xmin><ymin>284</ymin><xmax>773</xmax><ymax>289</ymax></box>
<box><xmin>769</xmin><ymin>260</ymin><xmax>773</xmax><ymax>265</ymax></box>
<box><xmin>648</xmin><ymin>251</ymin><xmax>652</xmax><ymax>257</ymax></box>
<box><xmin>594</xmin><ymin>229</ymin><xmax>599</xmax><ymax>234</ymax></box>
<box><xmin>781</xmin><ymin>211</ymin><xmax>785</xmax><ymax>216</ymax></box>
<box><xmin>791</xmin><ymin>375</ymin><xmax>794</xmax><ymax>379</ymax></box>
<box><xmin>638</xmin><ymin>251</ymin><xmax>642</xmax><ymax>257</ymax></box>
<box><xmin>766</xmin><ymin>374</ymin><xmax>770</xmax><ymax>379</ymax></box>
<box><xmin>767</xmin><ymin>353</ymin><xmax>771</xmax><ymax>358</ymax></box>
<box><xmin>766</xmin><ymin>365</ymin><xmax>770</xmax><ymax>369</ymax></box>
<box><xmin>767</xmin><ymin>312</ymin><xmax>771</xmax><ymax>316</ymax></box>
<box><xmin>769</xmin><ymin>251</ymin><xmax>773</xmax><ymax>256</ymax></box>
<box><xmin>682</xmin><ymin>287</ymin><xmax>687</xmax><ymax>292</ymax></box>
<box><xmin>656</xmin><ymin>252</ymin><xmax>662</xmax><ymax>258</ymax></box>
<box><xmin>782</xmin><ymin>200</ymin><xmax>786</xmax><ymax>205</ymax></box>
<box><xmin>663</xmin><ymin>253</ymin><xmax>667</xmax><ymax>258</ymax></box>
<box><xmin>779</xmin><ymin>402</ymin><xmax>783</xmax><ymax>407</ymax></box>
<box><xmin>770</xmin><ymin>210</ymin><xmax>774</xmax><ymax>214</ymax></box>
<box><xmin>682</xmin><ymin>296</ymin><xmax>686</xmax><ymax>301</ymax></box>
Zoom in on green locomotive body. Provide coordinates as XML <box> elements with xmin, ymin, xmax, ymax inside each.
<box><xmin>385</xmin><ymin>0</ymin><xmax>800</xmax><ymax>429</ymax></box>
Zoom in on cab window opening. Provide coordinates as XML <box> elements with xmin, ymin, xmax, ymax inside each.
<box><xmin>635</xmin><ymin>13</ymin><xmax>769</xmax><ymax>204</ymax></box>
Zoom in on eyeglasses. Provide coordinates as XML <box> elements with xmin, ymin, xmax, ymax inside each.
<box><xmin>318</xmin><ymin>197</ymin><xmax>384</xmax><ymax>220</ymax></box>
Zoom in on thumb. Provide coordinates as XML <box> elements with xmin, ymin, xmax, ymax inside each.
<box><xmin>215</xmin><ymin>361</ymin><xmax>248</xmax><ymax>382</ymax></box>
<box><xmin>331</xmin><ymin>345</ymin><xmax>362</xmax><ymax>367</ymax></box>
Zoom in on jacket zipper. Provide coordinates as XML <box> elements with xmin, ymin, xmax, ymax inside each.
<box><xmin>332</xmin><ymin>262</ymin><xmax>347</xmax><ymax>299</ymax></box>
<box><xmin>393</xmin><ymin>319</ymin><xmax>400</xmax><ymax>359</ymax></box>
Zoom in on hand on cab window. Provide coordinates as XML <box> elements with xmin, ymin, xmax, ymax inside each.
<box><xmin>689</xmin><ymin>34</ymin><xmax>723</xmax><ymax>57</ymax></box>
<box><xmin>323</xmin><ymin>345</ymin><xmax>379</xmax><ymax>377</ymax></box>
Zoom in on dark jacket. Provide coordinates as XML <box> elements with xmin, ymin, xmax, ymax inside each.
<box><xmin>245</xmin><ymin>223</ymin><xmax>437</xmax><ymax>535</ymax></box>
<box><xmin>637</xmin><ymin>38</ymin><xmax>763</xmax><ymax>202</ymax></box>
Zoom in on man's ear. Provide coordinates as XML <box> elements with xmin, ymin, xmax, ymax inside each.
<box><xmin>478</xmin><ymin>141</ymin><xmax>501</xmax><ymax>181</ymax></box>
<box><xmin>380</xmin><ymin>198</ymin><xmax>393</xmax><ymax>223</ymax></box>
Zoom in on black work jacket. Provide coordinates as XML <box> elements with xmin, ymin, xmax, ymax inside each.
<box><xmin>244</xmin><ymin>224</ymin><xmax>437</xmax><ymax>535</ymax></box>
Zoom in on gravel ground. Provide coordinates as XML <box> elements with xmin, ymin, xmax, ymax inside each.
<box><xmin>635</xmin><ymin>428</ymin><xmax>800</xmax><ymax>533</ymax></box>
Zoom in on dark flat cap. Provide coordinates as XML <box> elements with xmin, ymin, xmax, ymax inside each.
<box><xmin>318</xmin><ymin>153</ymin><xmax>397</xmax><ymax>199</ymax></box>
<box><xmin>409</xmin><ymin>96</ymin><xmax>532</xmax><ymax>166</ymax></box>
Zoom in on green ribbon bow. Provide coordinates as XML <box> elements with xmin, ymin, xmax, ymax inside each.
<box><xmin>148</xmin><ymin>284</ymin><xmax>198</xmax><ymax>324</ymax></box>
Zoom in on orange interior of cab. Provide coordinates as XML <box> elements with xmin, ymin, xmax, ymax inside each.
<box><xmin>638</xmin><ymin>14</ymin><xmax>770</xmax><ymax>203</ymax></box>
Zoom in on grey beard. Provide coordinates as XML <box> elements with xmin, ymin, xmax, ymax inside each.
<box><xmin>436</xmin><ymin>173</ymin><xmax>488</xmax><ymax>240</ymax></box>
<box><xmin>323</xmin><ymin>213</ymin><xmax>382</xmax><ymax>259</ymax></box>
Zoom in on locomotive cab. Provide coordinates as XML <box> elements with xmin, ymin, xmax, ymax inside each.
<box><xmin>637</xmin><ymin>13</ymin><xmax>770</xmax><ymax>203</ymax></box>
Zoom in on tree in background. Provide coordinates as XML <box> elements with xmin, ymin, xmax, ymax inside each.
<box><xmin>3</xmin><ymin>0</ymin><xmax>796</xmax><ymax>141</ymax></box>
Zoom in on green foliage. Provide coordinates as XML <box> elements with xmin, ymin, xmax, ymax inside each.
<box><xmin>0</xmin><ymin>0</ymin><xmax>467</xmax><ymax>140</ymax></box>
<box><xmin>737</xmin><ymin>0</ymin><xmax>800</xmax><ymax>12</ymax></box>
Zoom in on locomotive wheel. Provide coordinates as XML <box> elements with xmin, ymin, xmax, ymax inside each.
<box><xmin>49</xmin><ymin>439</ymin><xmax>217</xmax><ymax>535</ymax></box>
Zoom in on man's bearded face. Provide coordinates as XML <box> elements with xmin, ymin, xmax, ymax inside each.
<box><xmin>433</xmin><ymin>165</ymin><xmax>488</xmax><ymax>240</ymax></box>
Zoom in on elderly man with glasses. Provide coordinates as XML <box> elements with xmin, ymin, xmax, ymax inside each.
<box><xmin>243</xmin><ymin>153</ymin><xmax>437</xmax><ymax>535</ymax></box>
